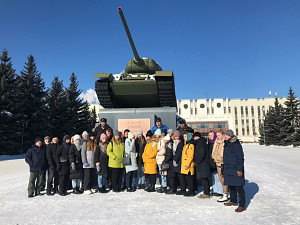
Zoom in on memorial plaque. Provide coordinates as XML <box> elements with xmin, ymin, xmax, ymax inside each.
<box><xmin>118</xmin><ymin>118</ymin><xmax>150</xmax><ymax>136</ymax></box>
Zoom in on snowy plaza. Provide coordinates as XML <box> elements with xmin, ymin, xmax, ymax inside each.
<box><xmin>0</xmin><ymin>144</ymin><xmax>299</xmax><ymax>225</ymax></box>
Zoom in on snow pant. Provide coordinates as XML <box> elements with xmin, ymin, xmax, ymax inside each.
<box><xmin>111</xmin><ymin>168</ymin><xmax>123</xmax><ymax>192</ymax></box>
<box><xmin>146</xmin><ymin>174</ymin><xmax>156</xmax><ymax>186</ymax></box>
<box><xmin>212</xmin><ymin>172</ymin><xmax>223</xmax><ymax>194</ymax></box>
<box><xmin>217</xmin><ymin>166</ymin><xmax>228</xmax><ymax>194</ymax></box>
<box><xmin>84</xmin><ymin>168</ymin><xmax>96</xmax><ymax>190</ymax></box>
<box><xmin>126</xmin><ymin>171</ymin><xmax>136</xmax><ymax>188</ymax></box>
<box><xmin>198</xmin><ymin>177</ymin><xmax>210</xmax><ymax>195</ymax></box>
<box><xmin>183</xmin><ymin>173</ymin><xmax>194</xmax><ymax>193</ymax></box>
<box><xmin>178</xmin><ymin>173</ymin><xmax>186</xmax><ymax>192</ymax></box>
<box><xmin>72</xmin><ymin>179</ymin><xmax>81</xmax><ymax>188</ymax></box>
<box><xmin>229</xmin><ymin>186</ymin><xmax>246</xmax><ymax>208</ymax></box>
<box><xmin>28</xmin><ymin>171</ymin><xmax>45</xmax><ymax>195</ymax></box>
<box><xmin>168</xmin><ymin>173</ymin><xmax>178</xmax><ymax>191</ymax></box>
<box><xmin>47</xmin><ymin>167</ymin><xmax>59</xmax><ymax>192</ymax></box>
<box><xmin>137</xmin><ymin>165</ymin><xmax>145</xmax><ymax>185</ymax></box>
<box><xmin>158</xmin><ymin>164</ymin><xmax>167</xmax><ymax>187</ymax></box>
<box><xmin>98</xmin><ymin>175</ymin><xmax>107</xmax><ymax>189</ymax></box>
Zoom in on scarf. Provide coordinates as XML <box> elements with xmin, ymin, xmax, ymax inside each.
<box><xmin>208</xmin><ymin>131</ymin><xmax>217</xmax><ymax>144</ymax></box>
<box><xmin>211</xmin><ymin>138</ymin><xmax>225</xmax><ymax>166</ymax></box>
<box><xmin>99</xmin><ymin>143</ymin><xmax>107</xmax><ymax>153</ymax></box>
<box><xmin>74</xmin><ymin>142</ymin><xmax>81</xmax><ymax>151</ymax></box>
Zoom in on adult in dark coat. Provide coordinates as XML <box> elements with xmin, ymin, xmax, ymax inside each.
<box><xmin>25</xmin><ymin>138</ymin><xmax>48</xmax><ymax>197</ymax></box>
<box><xmin>135</xmin><ymin>131</ymin><xmax>146</xmax><ymax>189</ymax></box>
<box><xmin>223</xmin><ymin>129</ymin><xmax>246</xmax><ymax>213</ymax></box>
<box><xmin>176</xmin><ymin>119</ymin><xmax>194</xmax><ymax>136</ymax></box>
<box><xmin>69</xmin><ymin>134</ymin><xmax>84</xmax><ymax>194</ymax></box>
<box><xmin>94</xmin><ymin>118</ymin><xmax>112</xmax><ymax>142</ymax></box>
<box><xmin>173</xmin><ymin>134</ymin><xmax>185</xmax><ymax>195</ymax></box>
<box><xmin>46</xmin><ymin>137</ymin><xmax>60</xmax><ymax>195</ymax></box>
<box><xmin>193</xmin><ymin>132</ymin><xmax>211</xmax><ymax>198</ymax></box>
<box><xmin>56</xmin><ymin>135</ymin><xmax>71</xmax><ymax>196</ymax></box>
<box><xmin>164</xmin><ymin>138</ymin><xmax>176</xmax><ymax>194</ymax></box>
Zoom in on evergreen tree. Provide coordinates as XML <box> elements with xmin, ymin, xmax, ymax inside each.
<box><xmin>16</xmin><ymin>55</ymin><xmax>47</xmax><ymax>150</ymax></box>
<box><xmin>77</xmin><ymin>101</ymin><xmax>95</xmax><ymax>134</ymax></box>
<box><xmin>91</xmin><ymin>106</ymin><xmax>97</xmax><ymax>127</ymax></box>
<box><xmin>281</xmin><ymin>87</ymin><xmax>300</xmax><ymax>146</ymax></box>
<box><xmin>65</xmin><ymin>73</ymin><xmax>83</xmax><ymax>135</ymax></box>
<box><xmin>0</xmin><ymin>49</ymin><xmax>20</xmax><ymax>154</ymax></box>
<box><xmin>46</xmin><ymin>77</ymin><xmax>68</xmax><ymax>139</ymax></box>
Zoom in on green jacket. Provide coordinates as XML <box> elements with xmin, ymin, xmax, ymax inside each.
<box><xmin>107</xmin><ymin>140</ymin><xmax>125</xmax><ymax>168</ymax></box>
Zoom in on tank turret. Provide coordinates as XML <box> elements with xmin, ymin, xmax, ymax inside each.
<box><xmin>94</xmin><ymin>7</ymin><xmax>176</xmax><ymax>108</ymax></box>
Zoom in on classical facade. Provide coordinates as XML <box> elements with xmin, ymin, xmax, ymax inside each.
<box><xmin>177</xmin><ymin>97</ymin><xmax>287</xmax><ymax>142</ymax></box>
<box><xmin>90</xmin><ymin>97</ymin><xmax>287</xmax><ymax>143</ymax></box>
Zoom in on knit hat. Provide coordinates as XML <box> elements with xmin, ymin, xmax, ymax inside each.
<box><xmin>137</xmin><ymin>130</ymin><xmax>143</xmax><ymax>135</ymax></box>
<box><xmin>100</xmin><ymin>118</ymin><xmax>107</xmax><ymax>122</ymax></box>
<box><xmin>74</xmin><ymin>134</ymin><xmax>81</xmax><ymax>142</ymax></box>
<box><xmin>173</xmin><ymin>130</ymin><xmax>180</xmax><ymax>137</ymax></box>
<box><xmin>124</xmin><ymin>129</ymin><xmax>130</xmax><ymax>133</ymax></box>
<box><xmin>82</xmin><ymin>131</ymin><xmax>89</xmax><ymax>140</ymax></box>
<box><xmin>63</xmin><ymin>135</ymin><xmax>71</xmax><ymax>142</ymax></box>
<box><xmin>100</xmin><ymin>133</ymin><xmax>107</xmax><ymax>140</ymax></box>
<box><xmin>146</xmin><ymin>130</ymin><xmax>153</xmax><ymax>137</ymax></box>
<box><xmin>128</xmin><ymin>132</ymin><xmax>134</xmax><ymax>139</ymax></box>
<box><xmin>164</xmin><ymin>134</ymin><xmax>170</xmax><ymax>141</ymax></box>
<box><xmin>224</xmin><ymin>129</ymin><xmax>234</xmax><ymax>137</ymax></box>
<box><xmin>154</xmin><ymin>129</ymin><xmax>162</xmax><ymax>136</ymax></box>
<box><xmin>155</xmin><ymin>117</ymin><xmax>161</xmax><ymax>122</ymax></box>
<box><xmin>193</xmin><ymin>132</ymin><xmax>201</xmax><ymax>138</ymax></box>
<box><xmin>114</xmin><ymin>130</ymin><xmax>121</xmax><ymax>137</ymax></box>
<box><xmin>44</xmin><ymin>136</ymin><xmax>51</xmax><ymax>140</ymax></box>
<box><xmin>89</xmin><ymin>131</ymin><xmax>96</xmax><ymax>137</ymax></box>
<box><xmin>179</xmin><ymin>118</ymin><xmax>186</xmax><ymax>124</ymax></box>
<box><xmin>167</xmin><ymin>129</ymin><xmax>174</xmax><ymax>134</ymax></box>
<box><xmin>34</xmin><ymin>138</ymin><xmax>43</xmax><ymax>144</ymax></box>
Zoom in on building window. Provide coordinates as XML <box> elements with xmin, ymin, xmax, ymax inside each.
<box><xmin>245</xmin><ymin>106</ymin><xmax>249</xmax><ymax>119</ymax></box>
<box><xmin>236</xmin><ymin>129</ymin><xmax>239</xmax><ymax>136</ymax></box>
<box><xmin>196</xmin><ymin>124</ymin><xmax>210</xmax><ymax>129</ymax></box>
<box><xmin>234</xmin><ymin>107</ymin><xmax>238</xmax><ymax>125</ymax></box>
<box><xmin>213</xmin><ymin>123</ymin><xmax>226</xmax><ymax>128</ymax></box>
<box><xmin>195</xmin><ymin>108</ymin><xmax>197</xmax><ymax>114</ymax></box>
<box><xmin>242</xmin><ymin>128</ymin><xmax>245</xmax><ymax>136</ymax></box>
<box><xmin>179</xmin><ymin>108</ymin><xmax>181</xmax><ymax>115</ymax></box>
<box><xmin>224</xmin><ymin>107</ymin><xmax>226</xmax><ymax>113</ymax></box>
<box><xmin>191</xmin><ymin>108</ymin><xmax>193</xmax><ymax>114</ymax></box>
<box><xmin>251</xmin><ymin>106</ymin><xmax>255</xmax><ymax>119</ymax></box>
<box><xmin>258</xmin><ymin>106</ymin><xmax>261</xmax><ymax>121</ymax></box>
<box><xmin>211</xmin><ymin>107</ymin><xmax>214</xmax><ymax>115</ymax></box>
<box><xmin>262</xmin><ymin>106</ymin><xmax>265</xmax><ymax>116</ymax></box>
<box><xmin>207</xmin><ymin>107</ymin><xmax>209</xmax><ymax>114</ymax></box>
<box><xmin>228</xmin><ymin>107</ymin><xmax>231</xmax><ymax>113</ymax></box>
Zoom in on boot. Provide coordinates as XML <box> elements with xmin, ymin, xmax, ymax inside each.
<box><xmin>35</xmin><ymin>191</ymin><xmax>43</xmax><ymax>196</ymax></box>
<box><xmin>165</xmin><ymin>189</ymin><xmax>176</xmax><ymax>195</ymax></box>
<box><xmin>183</xmin><ymin>190</ymin><xmax>195</xmax><ymax>197</ymax></box>
<box><xmin>100</xmin><ymin>187</ymin><xmax>108</xmax><ymax>193</ymax></box>
<box><xmin>235</xmin><ymin>206</ymin><xmax>246</xmax><ymax>212</ymax></box>
<box><xmin>197</xmin><ymin>194</ymin><xmax>211</xmax><ymax>199</ymax></box>
<box><xmin>217</xmin><ymin>194</ymin><xmax>229</xmax><ymax>202</ymax></box>
<box><xmin>224</xmin><ymin>202</ymin><xmax>238</xmax><ymax>206</ymax></box>
<box><xmin>28</xmin><ymin>193</ymin><xmax>34</xmax><ymax>198</ymax></box>
<box><xmin>46</xmin><ymin>189</ymin><xmax>52</xmax><ymax>196</ymax></box>
<box><xmin>175</xmin><ymin>190</ymin><xmax>186</xmax><ymax>195</ymax></box>
<box><xmin>146</xmin><ymin>184</ymin><xmax>155</xmax><ymax>192</ymax></box>
<box><xmin>157</xmin><ymin>187</ymin><xmax>167</xmax><ymax>193</ymax></box>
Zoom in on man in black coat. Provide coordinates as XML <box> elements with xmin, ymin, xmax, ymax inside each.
<box><xmin>25</xmin><ymin>138</ymin><xmax>48</xmax><ymax>198</ymax></box>
<box><xmin>223</xmin><ymin>129</ymin><xmax>246</xmax><ymax>213</ymax></box>
<box><xmin>94</xmin><ymin>118</ymin><xmax>111</xmax><ymax>142</ymax></box>
<box><xmin>176</xmin><ymin>119</ymin><xmax>194</xmax><ymax>136</ymax></box>
<box><xmin>193</xmin><ymin>132</ymin><xmax>211</xmax><ymax>198</ymax></box>
<box><xmin>46</xmin><ymin>137</ymin><xmax>60</xmax><ymax>195</ymax></box>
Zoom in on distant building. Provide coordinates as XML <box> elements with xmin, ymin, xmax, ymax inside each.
<box><xmin>90</xmin><ymin>97</ymin><xmax>287</xmax><ymax>143</ymax></box>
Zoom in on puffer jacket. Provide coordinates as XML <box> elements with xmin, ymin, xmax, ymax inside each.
<box><xmin>180</xmin><ymin>141</ymin><xmax>195</xmax><ymax>175</ymax></box>
<box><xmin>142</xmin><ymin>139</ymin><xmax>158</xmax><ymax>174</ymax></box>
<box><xmin>124</xmin><ymin>138</ymin><xmax>138</xmax><ymax>173</ymax></box>
<box><xmin>107</xmin><ymin>139</ymin><xmax>124</xmax><ymax>169</ymax></box>
<box><xmin>156</xmin><ymin>139</ymin><xmax>166</xmax><ymax>165</ymax></box>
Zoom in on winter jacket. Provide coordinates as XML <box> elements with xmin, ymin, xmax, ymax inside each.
<box><xmin>69</xmin><ymin>144</ymin><xmax>83</xmax><ymax>180</ymax></box>
<box><xmin>173</xmin><ymin>139</ymin><xmax>184</xmax><ymax>174</ymax></box>
<box><xmin>135</xmin><ymin>136</ymin><xmax>146</xmax><ymax>166</ymax></box>
<box><xmin>156</xmin><ymin>139</ymin><xmax>166</xmax><ymax>165</ymax></box>
<box><xmin>142</xmin><ymin>139</ymin><xmax>158</xmax><ymax>174</ymax></box>
<box><xmin>164</xmin><ymin>140</ymin><xmax>175</xmax><ymax>178</ymax></box>
<box><xmin>46</xmin><ymin>143</ymin><xmax>60</xmax><ymax>169</ymax></box>
<box><xmin>212</xmin><ymin>138</ymin><xmax>225</xmax><ymax>167</ymax></box>
<box><xmin>25</xmin><ymin>145</ymin><xmax>48</xmax><ymax>172</ymax></box>
<box><xmin>56</xmin><ymin>142</ymin><xmax>70</xmax><ymax>176</ymax></box>
<box><xmin>223</xmin><ymin>136</ymin><xmax>245</xmax><ymax>186</ymax></box>
<box><xmin>151</xmin><ymin>124</ymin><xmax>169</xmax><ymax>135</ymax></box>
<box><xmin>107</xmin><ymin>140</ymin><xmax>125</xmax><ymax>168</ymax></box>
<box><xmin>176</xmin><ymin>124</ymin><xmax>194</xmax><ymax>136</ymax></box>
<box><xmin>81</xmin><ymin>140</ymin><xmax>96</xmax><ymax>168</ymax></box>
<box><xmin>194</xmin><ymin>137</ymin><xmax>211</xmax><ymax>179</ymax></box>
<box><xmin>94</xmin><ymin>143</ymin><xmax>109</xmax><ymax>176</ymax></box>
<box><xmin>124</xmin><ymin>138</ymin><xmax>138</xmax><ymax>173</ymax></box>
<box><xmin>180</xmin><ymin>141</ymin><xmax>195</xmax><ymax>175</ymax></box>
<box><xmin>207</xmin><ymin>141</ymin><xmax>217</xmax><ymax>172</ymax></box>
<box><xmin>95</xmin><ymin>124</ymin><xmax>112</xmax><ymax>142</ymax></box>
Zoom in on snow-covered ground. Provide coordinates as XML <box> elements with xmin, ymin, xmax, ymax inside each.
<box><xmin>0</xmin><ymin>144</ymin><xmax>299</xmax><ymax>225</ymax></box>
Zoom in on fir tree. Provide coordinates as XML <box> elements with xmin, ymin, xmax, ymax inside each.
<box><xmin>46</xmin><ymin>77</ymin><xmax>68</xmax><ymax>139</ymax></box>
<box><xmin>16</xmin><ymin>55</ymin><xmax>47</xmax><ymax>150</ymax></box>
<box><xmin>77</xmin><ymin>101</ymin><xmax>95</xmax><ymax>134</ymax></box>
<box><xmin>0</xmin><ymin>49</ymin><xmax>20</xmax><ymax>154</ymax></box>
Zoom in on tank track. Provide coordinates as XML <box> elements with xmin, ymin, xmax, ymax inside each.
<box><xmin>157</xmin><ymin>79</ymin><xmax>176</xmax><ymax>107</ymax></box>
<box><xmin>95</xmin><ymin>79</ymin><xmax>115</xmax><ymax>108</ymax></box>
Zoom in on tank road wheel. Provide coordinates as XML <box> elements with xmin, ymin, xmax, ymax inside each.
<box><xmin>95</xmin><ymin>79</ymin><xmax>115</xmax><ymax>108</ymax></box>
<box><xmin>157</xmin><ymin>79</ymin><xmax>176</xmax><ymax>107</ymax></box>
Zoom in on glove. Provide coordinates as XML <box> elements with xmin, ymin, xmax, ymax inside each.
<box><xmin>71</xmin><ymin>162</ymin><xmax>75</xmax><ymax>170</ymax></box>
<box><xmin>56</xmin><ymin>163</ymin><xmax>62</xmax><ymax>172</ymax></box>
<box><xmin>83</xmin><ymin>162</ymin><xmax>90</xmax><ymax>167</ymax></box>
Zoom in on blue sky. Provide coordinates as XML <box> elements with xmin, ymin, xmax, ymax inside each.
<box><xmin>1</xmin><ymin>0</ymin><xmax>299</xmax><ymax>102</ymax></box>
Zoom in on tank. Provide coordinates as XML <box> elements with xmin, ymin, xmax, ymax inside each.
<box><xmin>94</xmin><ymin>7</ymin><xmax>176</xmax><ymax>108</ymax></box>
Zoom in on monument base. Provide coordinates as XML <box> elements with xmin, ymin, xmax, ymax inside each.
<box><xmin>98</xmin><ymin>106</ymin><xmax>177</xmax><ymax>135</ymax></box>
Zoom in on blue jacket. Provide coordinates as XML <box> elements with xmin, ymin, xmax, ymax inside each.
<box><xmin>223</xmin><ymin>136</ymin><xmax>245</xmax><ymax>186</ymax></box>
<box><xmin>25</xmin><ymin>145</ymin><xmax>48</xmax><ymax>172</ymax></box>
<box><xmin>151</xmin><ymin>124</ymin><xmax>169</xmax><ymax>135</ymax></box>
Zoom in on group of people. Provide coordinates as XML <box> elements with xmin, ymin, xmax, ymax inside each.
<box><xmin>25</xmin><ymin>117</ymin><xmax>246</xmax><ymax>213</ymax></box>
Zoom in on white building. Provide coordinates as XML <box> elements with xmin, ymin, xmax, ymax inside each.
<box><xmin>90</xmin><ymin>97</ymin><xmax>287</xmax><ymax>143</ymax></box>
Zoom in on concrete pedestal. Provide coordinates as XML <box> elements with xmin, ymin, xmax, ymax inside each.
<box><xmin>98</xmin><ymin>106</ymin><xmax>177</xmax><ymax>135</ymax></box>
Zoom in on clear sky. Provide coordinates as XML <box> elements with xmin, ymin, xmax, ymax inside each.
<box><xmin>1</xmin><ymin>0</ymin><xmax>299</xmax><ymax>102</ymax></box>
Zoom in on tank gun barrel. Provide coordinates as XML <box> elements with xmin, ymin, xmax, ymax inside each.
<box><xmin>118</xmin><ymin>7</ymin><xmax>141</xmax><ymax>62</ymax></box>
